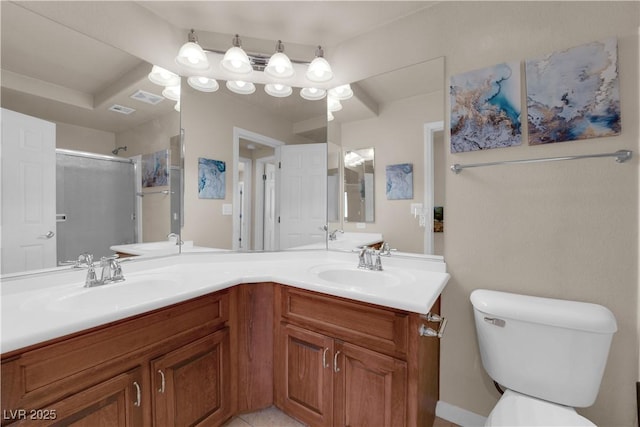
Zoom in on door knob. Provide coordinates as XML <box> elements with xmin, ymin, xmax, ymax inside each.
<box><xmin>39</xmin><ymin>231</ymin><xmax>55</xmax><ymax>239</ymax></box>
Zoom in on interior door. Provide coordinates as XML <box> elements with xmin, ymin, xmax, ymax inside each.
<box><xmin>277</xmin><ymin>143</ymin><xmax>327</xmax><ymax>249</ymax></box>
<box><xmin>1</xmin><ymin>108</ymin><xmax>56</xmax><ymax>274</ymax></box>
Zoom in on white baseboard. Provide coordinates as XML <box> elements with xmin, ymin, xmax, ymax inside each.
<box><xmin>436</xmin><ymin>400</ymin><xmax>487</xmax><ymax>427</ymax></box>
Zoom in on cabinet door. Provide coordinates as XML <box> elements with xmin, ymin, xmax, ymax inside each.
<box><xmin>275</xmin><ymin>324</ymin><xmax>333</xmax><ymax>427</ymax></box>
<box><xmin>334</xmin><ymin>342</ymin><xmax>407</xmax><ymax>427</ymax></box>
<box><xmin>9</xmin><ymin>368</ymin><xmax>143</xmax><ymax>427</ymax></box>
<box><xmin>151</xmin><ymin>328</ymin><xmax>231</xmax><ymax>427</ymax></box>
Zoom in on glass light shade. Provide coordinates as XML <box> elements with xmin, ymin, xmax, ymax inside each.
<box><xmin>176</xmin><ymin>42</ymin><xmax>209</xmax><ymax>70</ymax></box>
<box><xmin>187</xmin><ymin>76</ymin><xmax>219</xmax><ymax>92</ymax></box>
<box><xmin>265</xmin><ymin>83</ymin><xmax>292</xmax><ymax>98</ymax></box>
<box><xmin>174</xmin><ymin>101</ymin><xmax>180</xmax><ymax>112</ymax></box>
<box><xmin>300</xmin><ymin>87</ymin><xmax>327</xmax><ymax>101</ymax></box>
<box><xmin>327</xmin><ymin>95</ymin><xmax>342</xmax><ymax>112</ymax></box>
<box><xmin>221</xmin><ymin>46</ymin><xmax>252</xmax><ymax>74</ymax></box>
<box><xmin>162</xmin><ymin>85</ymin><xmax>181</xmax><ymax>101</ymax></box>
<box><xmin>226</xmin><ymin>80</ymin><xmax>256</xmax><ymax>95</ymax></box>
<box><xmin>329</xmin><ymin>84</ymin><xmax>353</xmax><ymax>100</ymax></box>
<box><xmin>148</xmin><ymin>65</ymin><xmax>180</xmax><ymax>87</ymax></box>
<box><xmin>265</xmin><ymin>52</ymin><xmax>295</xmax><ymax>78</ymax></box>
<box><xmin>328</xmin><ymin>111</ymin><xmax>334</xmax><ymax>122</ymax></box>
<box><xmin>306</xmin><ymin>57</ymin><xmax>333</xmax><ymax>83</ymax></box>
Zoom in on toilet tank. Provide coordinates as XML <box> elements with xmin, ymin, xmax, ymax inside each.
<box><xmin>470</xmin><ymin>289</ymin><xmax>617</xmax><ymax>407</ymax></box>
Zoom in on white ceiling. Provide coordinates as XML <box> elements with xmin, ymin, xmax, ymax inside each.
<box><xmin>1</xmin><ymin>1</ymin><xmax>442</xmax><ymax>133</ymax></box>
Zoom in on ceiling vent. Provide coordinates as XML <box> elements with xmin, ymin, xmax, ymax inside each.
<box><xmin>109</xmin><ymin>104</ymin><xmax>136</xmax><ymax>115</ymax></box>
<box><xmin>130</xmin><ymin>90</ymin><xmax>164</xmax><ymax>105</ymax></box>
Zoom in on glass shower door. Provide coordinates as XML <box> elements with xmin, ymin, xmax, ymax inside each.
<box><xmin>56</xmin><ymin>151</ymin><xmax>136</xmax><ymax>264</ymax></box>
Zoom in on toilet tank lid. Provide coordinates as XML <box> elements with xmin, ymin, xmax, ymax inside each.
<box><xmin>470</xmin><ymin>289</ymin><xmax>617</xmax><ymax>334</ymax></box>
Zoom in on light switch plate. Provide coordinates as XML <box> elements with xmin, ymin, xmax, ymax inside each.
<box><xmin>222</xmin><ymin>204</ymin><xmax>233</xmax><ymax>215</ymax></box>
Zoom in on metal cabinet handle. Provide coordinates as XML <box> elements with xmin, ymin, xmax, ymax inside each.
<box><xmin>157</xmin><ymin>370</ymin><xmax>166</xmax><ymax>393</ymax></box>
<box><xmin>333</xmin><ymin>350</ymin><xmax>341</xmax><ymax>373</ymax></box>
<box><xmin>133</xmin><ymin>381</ymin><xmax>141</xmax><ymax>407</ymax></box>
<box><xmin>322</xmin><ymin>348</ymin><xmax>330</xmax><ymax>369</ymax></box>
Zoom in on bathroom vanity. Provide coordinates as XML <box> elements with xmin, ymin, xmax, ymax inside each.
<box><xmin>0</xmin><ymin>251</ymin><xmax>448</xmax><ymax>426</ymax></box>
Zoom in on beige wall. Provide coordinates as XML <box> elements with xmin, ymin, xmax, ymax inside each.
<box><xmin>434</xmin><ymin>3</ymin><xmax>638</xmax><ymax>426</ymax></box>
<box><xmin>339</xmin><ymin>91</ymin><xmax>444</xmax><ymax>253</ymax></box>
<box><xmin>180</xmin><ymin>84</ymin><xmax>319</xmax><ymax>249</ymax></box>
<box><xmin>56</xmin><ymin>122</ymin><xmax>115</xmax><ymax>155</ymax></box>
<box><xmin>116</xmin><ymin>110</ymin><xmax>180</xmax><ymax>242</ymax></box>
<box><xmin>335</xmin><ymin>2</ymin><xmax>638</xmax><ymax>425</ymax></box>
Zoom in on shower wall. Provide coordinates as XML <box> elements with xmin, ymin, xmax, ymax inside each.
<box><xmin>56</xmin><ymin>151</ymin><xmax>136</xmax><ymax>263</ymax></box>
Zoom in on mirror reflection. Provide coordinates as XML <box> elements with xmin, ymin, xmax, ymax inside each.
<box><xmin>343</xmin><ymin>148</ymin><xmax>375</xmax><ymax>223</ymax></box>
<box><xmin>0</xmin><ymin>3</ymin><xmax>180</xmax><ymax>274</ymax></box>
<box><xmin>180</xmin><ymin>81</ymin><xmax>327</xmax><ymax>251</ymax></box>
<box><xmin>327</xmin><ymin>57</ymin><xmax>445</xmax><ymax>254</ymax></box>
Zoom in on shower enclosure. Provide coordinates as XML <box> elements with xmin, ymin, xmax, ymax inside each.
<box><xmin>56</xmin><ymin>150</ymin><xmax>137</xmax><ymax>264</ymax></box>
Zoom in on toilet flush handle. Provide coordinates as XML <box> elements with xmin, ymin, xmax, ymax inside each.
<box><xmin>484</xmin><ymin>317</ymin><xmax>506</xmax><ymax>327</ymax></box>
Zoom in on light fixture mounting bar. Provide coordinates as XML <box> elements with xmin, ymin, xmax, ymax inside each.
<box><xmin>201</xmin><ymin>47</ymin><xmax>310</xmax><ymax>72</ymax></box>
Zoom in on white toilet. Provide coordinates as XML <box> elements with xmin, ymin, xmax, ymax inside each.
<box><xmin>470</xmin><ymin>289</ymin><xmax>617</xmax><ymax>426</ymax></box>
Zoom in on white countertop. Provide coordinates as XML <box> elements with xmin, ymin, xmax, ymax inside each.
<box><xmin>1</xmin><ymin>250</ymin><xmax>449</xmax><ymax>354</ymax></box>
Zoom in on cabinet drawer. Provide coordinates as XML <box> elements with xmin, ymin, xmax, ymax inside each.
<box><xmin>279</xmin><ymin>287</ymin><xmax>409</xmax><ymax>358</ymax></box>
<box><xmin>2</xmin><ymin>291</ymin><xmax>229</xmax><ymax>414</ymax></box>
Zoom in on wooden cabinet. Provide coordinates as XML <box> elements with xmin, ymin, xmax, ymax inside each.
<box><xmin>1</xmin><ymin>292</ymin><xmax>231</xmax><ymax>427</ymax></box>
<box><xmin>275</xmin><ymin>286</ymin><xmax>440</xmax><ymax>427</ymax></box>
<box><xmin>151</xmin><ymin>329</ymin><xmax>231</xmax><ymax>427</ymax></box>
<box><xmin>2</xmin><ymin>282</ymin><xmax>441</xmax><ymax>427</ymax></box>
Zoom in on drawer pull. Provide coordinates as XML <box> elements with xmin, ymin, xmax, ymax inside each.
<box><xmin>133</xmin><ymin>381</ymin><xmax>141</xmax><ymax>407</ymax></box>
<box><xmin>322</xmin><ymin>347</ymin><xmax>330</xmax><ymax>369</ymax></box>
<box><xmin>158</xmin><ymin>370</ymin><xmax>166</xmax><ymax>393</ymax></box>
<box><xmin>333</xmin><ymin>350</ymin><xmax>341</xmax><ymax>373</ymax></box>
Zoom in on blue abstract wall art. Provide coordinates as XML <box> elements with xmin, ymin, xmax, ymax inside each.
<box><xmin>142</xmin><ymin>149</ymin><xmax>168</xmax><ymax>188</ymax></box>
<box><xmin>526</xmin><ymin>38</ymin><xmax>620</xmax><ymax>145</ymax></box>
<box><xmin>386</xmin><ymin>163</ymin><xmax>413</xmax><ymax>200</ymax></box>
<box><xmin>198</xmin><ymin>158</ymin><xmax>226</xmax><ymax>199</ymax></box>
<box><xmin>450</xmin><ymin>62</ymin><xmax>522</xmax><ymax>153</ymax></box>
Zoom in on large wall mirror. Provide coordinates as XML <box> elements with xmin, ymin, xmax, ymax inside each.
<box><xmin>0</xmin><ymin>2</ymin><xmax>180</xmax><ymax>274</ymax></box>
<box><xmin>327</xmin><ymin>57</ymin><xmax>445</xmax><ymax>255</ymax></box>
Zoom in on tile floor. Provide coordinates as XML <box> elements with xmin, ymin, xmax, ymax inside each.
<box><xmin>223</xmin><ymin>406</ymin><xmax>459</xmax><ymax>427</ymax></box>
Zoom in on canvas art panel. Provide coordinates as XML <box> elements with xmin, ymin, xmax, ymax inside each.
<box><xmin>526</xmin><ymin>38</ymin><xmax>620</xmax><ymax>145</ymax></box>
<box><xmin>142</xmin><ymin>149</ymin><xmax>169</xmax><ymax>188</ymax></box>
<box><xmin>450</xmin><ymin>62</ymin><xmax>522</xmax><ymax>153</ymax></box>
<box><xmin>198</xmin><ymin>158</ymin><xmax>226</xmax><ymax>199</ymax></box>
<box><xmin>386</xmin><ymin>163</ymin><xmax>413</xmax><ymax>200</ymax></box>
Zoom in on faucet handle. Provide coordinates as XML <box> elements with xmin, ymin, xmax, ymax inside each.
<box><xmin>76</xmin><ymin>253</ymin><xmax>94</xmax><ymax>268</ymax></box>
<box><xmin>379</xmin><ymin>242</ymin><xmax>396</xmax><ymax>256</ymax></box>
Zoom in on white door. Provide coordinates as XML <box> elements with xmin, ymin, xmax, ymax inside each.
<box><xmin>1</xmin><ymin>109</ymin><xmax>57</xmax><ymax>273</ymax></box>
<box><xmin>263</xmin><ymin>162</ymin><xmax>277</xmax><ymax>250</ymax></box>
<box><xmin>277</xmin><ymin>143</ymin><xmax>327</xmax><ymax>249</ymax></box>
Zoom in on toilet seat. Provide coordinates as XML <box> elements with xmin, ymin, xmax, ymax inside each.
<box><xmin>485</xmin><ymin>390</ymin><xmax>595</xmax><ymax>427</ymax></box>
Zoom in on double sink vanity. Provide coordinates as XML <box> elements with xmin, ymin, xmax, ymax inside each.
<box><xmin>1</xmin><ymin>250</ymin><xmax>449</xmax><ymax>426</ymax></box>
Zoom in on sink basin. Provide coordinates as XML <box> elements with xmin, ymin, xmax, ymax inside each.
<box><xmin>309</xmin><ymin>264</ymin><xmax>414</xmax><ymax>288</ymax></box>
<box><xmin>22</xmin><ymin>278</ymin><xmax>179</xmax><ymax>314</ymax></box>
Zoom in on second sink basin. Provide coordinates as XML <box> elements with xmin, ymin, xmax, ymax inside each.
<box><xmin>309</xmin><ymin>264</ymin><xmax>414</xmax><ymax>288</ymax></box>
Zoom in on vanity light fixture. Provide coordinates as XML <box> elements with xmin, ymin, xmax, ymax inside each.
<box><xmin>226</xmin><ymin>80</ymin><xmax>256</xmax><ymax>95</ymax></box>
<box><xmin>221</xmin><ymin>34</ymin><xmax>253</xmax><ymax>75</ymax></box>
<box><xmin>176</xmin><ymin>29</ymin><xmax>210</xmax><ymax>70</ymax></box>
<box><xmin>329</xmin><ymin>84</ymin><xmax>353</xmax><ymax>100</ymax></box>
<box><xmin>162</xmin><ymin>85</ymin><xmax>181</xmax><ymax>101</ymax></box>
<box><xmin>265</xmin><ymin>40</ymin><xmax>295</xmax><ymax>79</ymax></box>
<box><xmin>300</xmin><ymin>87</ymin><xmax>327</xmax><ymax>101</ymax></box>
<box><xmin>265</xmin><ymin>83</ymin><xmax>293</xmax><ymax>97</ymax></box>
<box><xmin>188</xmin><ymin>76</ymin><xmax>219</xmax><ymax>92</ymax></box>
<box><xmin>306</xmin><ymin>46</ymin><xmax>333</xmax><ymax>83</ymax></box>
<box><xmin>148</xmin><ymin>65</ymin><xmax>180</xmax><ymax>87</ymax></box>
<box><xmin>327</xmin><ymin>95</ymin><xmax>342</xmax><ymax>112</ymax></box>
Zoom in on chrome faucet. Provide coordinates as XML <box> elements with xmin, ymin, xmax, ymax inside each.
<box><xmin>167</xmin><ymin>232</ymin><xmax>183</xmax><ymax>245</ymax></box>
<box><xmin>357</xmin><ymin>246</ymin><xmax>383</xmax><ymax>271</ymax></box>
<box><xmin>328</xmin><ymin>229</ymin><xmax>344</xmax><ymax>241</ymax></box>
<box><xmin>85</xmin><ymin>256</ymin><xmax>125</xmax><ymax>288</ymax></box>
